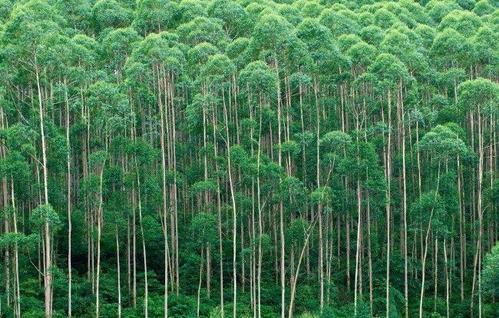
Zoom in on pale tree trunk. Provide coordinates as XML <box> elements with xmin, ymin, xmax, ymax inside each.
<box><xmin>471</xmin><ymin>111</ymin><xmax>484</xmax><ymax>318</ymax></box>
<box><xmin>196</xmin><ymin>249</ymin><xmax>204</xmax><ymax>318</ymax></box>
<box><xmin>385</xmin><ymin>90</ymin><xmax>392</xmax><ymax>318</ymax></box>
<box><xmin>64</xmin><ymin>78</ymin><xmax>72</xmax><ymax>318</ymax></box>
<box><xmin>288</xmin><ymin>220</ymin><xmax>316</xmax><ymax>318</ymax></box>
<box><xmin>3</xmin><ymin>175</ymin><xmax>10</xmax><ymax>311</ymax></box>
<box><xmin>434</xmin><ymin>238</ymin><xmax>438</xmax><ymax>313</ymax></box>
<box><xmin>444</xmin><ymin>239</ymin><xmax>449</xmax><ymax>318</ymax></box>
<box><xmin>168</xmin><ymin>75</ymin><xmax>179</xmax><ymax>297</ymax></box>
<box><xmin>400</xmin><ymin>84</ymin><xmax>408</xmax><ymax>318</ymax></box>
<box><xmin>223</xmin><ymin>89</ymin><xmax>238</xmax><ymax>318</ymax></box>
<box><xmin>35</xmin><ymin>58</ymin><xmax>52</xmax><ymax>318</ymax></box>
<box><xmin>354</xmin><ymin>112</ymin><xmax>362</xmax><ymax>316</ymax></box>
<box><xmin>419</xmin><ymin>163</ymin><xmax>441</xmax><ymax>318</ymax></box>
<box><xmin>157</xmin><ymin>65</ymin><xmax>169</xmax><ymax>318</ymax></box>
<box><xmin>95</xmin><ymin>154</ymin><xmax>106</xmax><ymax>318</ymax></box>
<box><xmin>11</xmin><ymin>180</ymin><xmax>20</xmax><ymax>318</ymax></box>
<box><xmin>457</xmin><ymin>156</ymin><xmax>465</xmax><ymax>301</ymax></box>
<box><xmin>367</xmin><ymin>194</ymin><xmax>373</xmax><ymax>316</ymax></box>
<box><xmin>116</xmin><ymin>226</ymin><xmax>122</xmax><ymax>318</ymax></box>
<box><xmin>1</xmin><ymin>106</ymin><xmax>19</xmax><ymax>318</ymax></box>
<box><xmin>354</xmin><ymin>179</ymin><xmax>362</xmax><ymax>317</ymax></box>
<box><xmin>257</xmin><ymin>101</ymin><xmax>263</xmax><ymax>318</ymax></box>
<box><xmin>274</xmin><ymin>56</ymin><xmax>286</xmax><ymax>318</ymax></box>
<box><xmin>314</xmin><ymin>78</ymin><xmax>324</xmax><ymax>314</ymax></box>
<box><xmin>135</xmin><ymin>148</ymin><xmax>149</xmax><ymax>318</ymax></box>
<box><xmin>212</xmin><ymin>110</ymin><xmax>225</xmax><ymax>318</ymax></box>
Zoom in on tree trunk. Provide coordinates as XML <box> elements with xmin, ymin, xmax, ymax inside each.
<box><xmin>65</xmin><ymin>78</ymin><xmax>72</xmax><ymax>318</ymax></box>
<box><xmin>288</xmin><ymin>220</ymin><xmax>316</xmax><ymax>318</ymax></box>
<box><xmin>95</xmin><ymin>154</ymin><xmax>106</xmax><ymax>318</ymax></box>
<box><xmin>116</xmin><ymin>226</ymin><xmax>122</xmax><ymax>318</ymax></box>
<box><xmin>35</xmin><ymin>59</ymin><xmax>52</xmax><ymax>318</ymax></box>
<box><xmin>385</xmin><ymin>89</ymin><xmax>392</xmax><ymax>318</ymax></box>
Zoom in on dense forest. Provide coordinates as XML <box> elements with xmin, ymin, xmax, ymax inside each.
<box><xmin>0</xmin><ymin>0</ymin><xmax>498</xmax><ymax>317</ymax></box>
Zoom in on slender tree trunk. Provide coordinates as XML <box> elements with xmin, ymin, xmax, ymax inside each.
<box><xmin>271</xmin><ymin>54</ymin><xmax>286</xmax><ymax>318</ymax></box>
<box><xmin>11</xmin><ymin>180</ymin><xmax>20</xmax><ymax>318</ymax></box>
<box><xmin>135</xmin><ymin>148</ymin><xmax>149</xmax><ymax>318</ymax></box>
<box><xmin>419</xmin><ymin>164</ymin><xmax>441</xmax><ymax>318</ymax></box>
<box><xmin>354</xmin><ymin>111</ymin><xmax>362</xmax><ymax>316</ymax></box>
<box><xmin>223</xmin><ymin>90</ymin><xmax>238</xmax><ymax>318</ymax></box>
<box><xmin>400</xmin><ymin>84</ymin><xmax>408</xmax><ymax>318</ymax></box>
<box><xmin>116</xmin><ymin>226</ymin><xmax>122</xmax><ymax>318</ymax></box>
<box><xmin>257</xmin><ymin>103</ymin><xmax>263</xmax><ymax>318</ymax></box>
<box><xmin>314</xmin><ymin>79</ymin><xmax>324</xmax><ymax>313</ymax></box>
<box><xmin>367</xmin><ymin>194</ymin><xmax>373</xmax><ymax>316</ymax></box>
<box><xmin>197</xmin><ymin>249</ymin><xmax>204</xmax><ymax>318</ymax></box>
<box><xmin>35</xmin><ymin>59</ymin><xmax>52</xmax><ymax>318</ymax></box>
<box><xmin>434</xmin><ymin>238</ymin><xmax>438</xmax><ymax>313</ymax></box>
<box><xmin>95</xmin><ymin>155</ymin><xmax>106</xmax><ymax>318</ymax></box>
<box><xmin>444</xmin><ymin>239</ymin><xmax>449</xmax><ymax>318</ymax></box>
<box><xmin>288</xmin><ymin>220</ymin><xmax>316</xmax><ymax>318</ymax></box>
<box><xmin>457</xmin><ymin>156</ymin><xmax>465</xmax><ymax>301</ymax></box>
<box><xmin>157</xmin><ymin>66</ymin><xmax>169</xmax><ymax>318</ymax></box>
<box><xmin>385</xmin><ymin>90</ymin><xmax>392</xmax><ymax>318</ymax></box>
<box><xmin>354</xmin><ymin>179</ymin><xmax>362</xmax><ymax>317</ymax></box>
<box><xmin>65</xmin><ymin>78</ymin><xmax>72</xmax><ymax>318</ymax></box>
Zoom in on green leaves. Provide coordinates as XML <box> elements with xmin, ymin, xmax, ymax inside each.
<box><xmin>190</xmin><ymin>212</ymin><xmax>217</xmax><ymax>247</ymax></box>
<box><xmin>92</xmin><ymin>0</ymin><xmax>132</xmax><ymax>33</ymax></box>
<box><xmin>31</xmin><ymin>204</ymin><xmax>61</xmax><ymax>230</ymax></box>
<box><xmin>482</xmin><ymin>243</ymin><xmax>499</xmax><ymax>297</ymax></box>
<box><xmin>200</xmin><ymin>53</ymin><xmax>235</xmax><ymax>86</ymax></box>
<box><xmin>133</xmin><ymin>0</ymin><xmax>177</xmax><ymax>35</ymax></box>
<box><xmin>367</xmin><ymin>53</ymin><xmax>409</xmax><ymax>90</ymax></box>
<box><xmin>458</xmin><ymin>78</ymin><xmax>498</xmax><ymax>113</ymax></box>
<box><xmin>418</xmin><ymin>124</ymin><xmax>468</xmax><ymax>159</ymax></box>
<box><xmin>177</xmin><ymin>16</ymin><xmax>226</xmax><ymax>46</ymax></box>
<box><xmin>87</xmin><ymin>80</ymin><xmax>132</xmax><ymax>135</ymax></box>
<box><xmin>310</xmin><ymin>186</ymin><xmax>332</xmax><ymax>205</ymax></box>
<box><xmin>239</xmin><ymin>61</ymin><xmax>276</xmax><ymax>96</ymax></box>
<box><xmin>320</xmin><ymin>131</ymin><xmax>351</xmax><ymax>154</ymax></box>
<box><xmin>190</xmin><ymin>180</ymin><xmax>218</xmax><ymax>195</ymax></box>
<box><xmin>208</xmin><ymin>0</ymin><xmax>249</xmax><ymax>38</ymax></box>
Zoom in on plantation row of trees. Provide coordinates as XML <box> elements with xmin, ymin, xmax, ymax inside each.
<box><xmin>0</xmin><ymin>0</ymin><xmax>497</xmax><ymax>317</ymax></box>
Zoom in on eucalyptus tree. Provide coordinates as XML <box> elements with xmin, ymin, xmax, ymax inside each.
<box><xmin>379</xmin><ymin>28</ymin><xmax>422</xmax><ymax>318</ymax></box>
<box><xmin>190</xmin><ymin>212</ymin><xmax>217</xmax><ymax>317</ymax></box>
<box><xmin>127</xmin><ymin>31</ymin><xmax>185</xmax><ymax>317</ymax></box>
<box><xmin>101</xmin><ymin>27</ymin><xmax>141</xmax><ymax>83</ymax></box>
<box><xmin>251</xmin><ymin>14</ymin><xmax>310</xmax><ymax>316</ymax></box>
<box><xmin>86</xmin><ymin>80</ymin><xmax>131</xmax><ymax>317</ymax></box>
<box><xmin>92</xmin><ymin>0</ymin><xmax>132</xmax><ymax>34</ymax></box>
<box><xmin>177</xmin><ymin>16</ymin><xmax>227</xmax><ymax>47</ymax></box>
<box><xmin>0</xmin><ymin>118</ymin><xmax>33</xmax><ymax>318</ymax></box>
<box><xmin>319</xmin><ymin>130</ymin><xmax>352</xmax><ymax>308</ymax></box>
<box><xmin>417</xmin><ymin>124</ymin><xmax>468</xmax><ymax>318</ymax></box>
<box><xmin>185</xmin><ymin>39</ymin><xmax>225</xmax><ymax>314</ymax></box>
<box><xmin>199</xmin><ymin>53</ymin><xmax>238</xmax><ymax>317</ymax></box>
<box><xmin>239</xmin><ymin>60</ymin><xmax>277</xmax><ymax>318</ymax></box>
<box><xmin>366</xmin><ymin>52</ymin><xmax>409</xmax><ymax>318</ymax></box>
<box><xmin>296</xmin><ymin>17</ymin><xmax>341</xmax><ymax>312</ymax></box>
<box><xmin>1</xmin><ymin>2</ymin><xmax>67</xmax><ymax>315</ymax></box>
<box><xmin>208</xmin><ymin>0</ymin><xmax>250</xmax><ymax>38</ymax></box>
<box><xmin>133</xmin><ymin>0</ymin><xmax>177</xmax><ymax>35</ymax></box>
<box><xmin>458</xmin><ymin>78</ymin><xmax>498</xmax><ymax>318</ymax></box>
